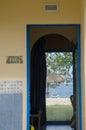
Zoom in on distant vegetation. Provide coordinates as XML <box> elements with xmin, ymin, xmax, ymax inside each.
<box><xmin>46</xmin><ymin>52</ymin><xmax>73</xmax><ymax>83</ymax></box>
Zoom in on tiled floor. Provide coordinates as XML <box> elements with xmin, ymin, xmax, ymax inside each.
<box><xmin>41</xmin><ymin>125</ymin><xmax>74</xmax><ymax>130</ymax></box>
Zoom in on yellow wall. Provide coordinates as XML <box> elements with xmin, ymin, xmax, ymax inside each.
<box><xmin>0</xmin><ymin>0</ymin><xmax>84</xmax><ymax>130</ymax></box>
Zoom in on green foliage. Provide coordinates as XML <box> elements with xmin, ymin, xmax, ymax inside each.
<box><xmin>46</xmin><ymin>52</ymin><xmax>73</xmax><ymax>83</ymax></box>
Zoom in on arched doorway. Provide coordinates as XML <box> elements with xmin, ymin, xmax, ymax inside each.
<box><xmin>27</xmin><ymin>24</ymin><xmax>82</xmax><ymax>130</ymax></box>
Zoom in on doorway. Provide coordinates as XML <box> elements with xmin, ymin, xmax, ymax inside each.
<box><xmin>46</xmin><ymin>51</ymin><xmax>74</xmax><ymax>124</ymax></box>
<box><xmin>26</xmin><ymin>24</ymin><xmax>82</xmax><ymax>130</ymax></box>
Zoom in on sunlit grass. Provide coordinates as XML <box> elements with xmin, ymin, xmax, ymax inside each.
<box><xmin>46</xmin><ymin>105</ymin><xmax>73</xmax><ymax>121</ymax></box>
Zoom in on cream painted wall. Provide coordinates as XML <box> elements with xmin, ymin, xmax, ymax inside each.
<box><xmin>0</xmin><ymin>0</ymin><xmax>83</xmax><ymax>130</ymax></box>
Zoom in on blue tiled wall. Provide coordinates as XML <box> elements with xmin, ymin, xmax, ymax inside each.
<box><xmin>0</xmin><ymin>94</ymin><xmax>22</xmax><ymax>130</ymax></box>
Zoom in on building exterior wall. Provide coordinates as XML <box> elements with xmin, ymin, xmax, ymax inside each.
<box><xmin>0</xmin><ymin>0</ymin><xmax>85</xmax><ymax>130</ymax></box>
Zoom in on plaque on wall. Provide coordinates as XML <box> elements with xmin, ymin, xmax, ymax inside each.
<box><xmin>6</xmin><ymin>56</ymin><xmax>23</xmax><ymax>64</ymax></box>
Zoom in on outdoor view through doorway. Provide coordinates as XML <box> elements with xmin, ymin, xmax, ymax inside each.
<box><xmin>46</xmin><ymin>52</ymin><xmax>73</xmax><ymax>123</ymax></box>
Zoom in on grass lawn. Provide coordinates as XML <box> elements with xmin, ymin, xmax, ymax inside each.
<box><xmin>46</xmin><ymin>105</ymin><xmax>73</xmax><ymax>121</ymax></box>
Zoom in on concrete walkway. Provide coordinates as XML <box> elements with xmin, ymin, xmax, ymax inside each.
<box><xmin>46</xmin><ymin>98</ymin><xmax>71</xmax><ymax>106</ymax></box>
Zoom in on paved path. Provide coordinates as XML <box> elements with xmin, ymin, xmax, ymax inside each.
<box><xmin>46</xmin><ymin>98</ymin><xmax>71</xmax><ymax>106</ymax></box>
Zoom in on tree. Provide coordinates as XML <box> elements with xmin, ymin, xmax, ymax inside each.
<box><xmin>46</xmin><ymin>52</ymin><xmax>73</xmax><ymax>83</ymax></box>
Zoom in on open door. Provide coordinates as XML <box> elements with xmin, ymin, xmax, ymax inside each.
<box><xmin>46</xmin><ymin>51</ymin><xmax>74</xmax><ymax>125</ymax></box>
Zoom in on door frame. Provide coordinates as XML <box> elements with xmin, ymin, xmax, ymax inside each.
<box><xmin>26</xmin><ymin>24</ymin><xmax>82</xmax><ymax>130</ymax></box>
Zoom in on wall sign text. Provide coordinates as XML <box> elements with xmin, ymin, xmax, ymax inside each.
<box><xmin>6</xmin><ymin>56</ymin><xmax>23</xmax><ymax>64</ymax></box>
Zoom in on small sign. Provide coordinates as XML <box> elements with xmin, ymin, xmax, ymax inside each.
<box><xmin>6</xmin><ymin>56</ymin><xmax>23</xmax><ymax>64</ymax></box>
